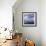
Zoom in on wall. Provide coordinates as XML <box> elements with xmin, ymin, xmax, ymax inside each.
<box><xmin>41</xmin><ymin>0</ymin><xmax>46</xmax><ymax>46</ymax></box>
<box><xmin>13</xmin><ymin>0</ymin><xmax>46</xmax><ymax>46</ymax></box>
<box><xmin>0</xmin><ymin>0</ymin><xmax>16</xmax><ymax>30</ymax></box>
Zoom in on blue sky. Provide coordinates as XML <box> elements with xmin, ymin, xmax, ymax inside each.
<box><xmin>24</xmin><ymin>14</ymin><xmax>34</xmax><ymax>22</ymax></box>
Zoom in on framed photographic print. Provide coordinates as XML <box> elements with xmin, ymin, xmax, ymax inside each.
<box><xmin>22</xmin><ymin>12</ymin><xmax>37</xmax><ymax>27</ymax></box>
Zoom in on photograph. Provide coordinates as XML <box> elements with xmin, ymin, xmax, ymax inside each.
<box><xmin>22</xmin><ymin>12</ymin><xmax>37</xmax><ymax>27</ymax></box>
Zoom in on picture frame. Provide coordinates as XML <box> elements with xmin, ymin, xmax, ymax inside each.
<box><xmin>22</xmin><ymin>12</ymin><xmax>37</xmax><ymax>27</ymax></box>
